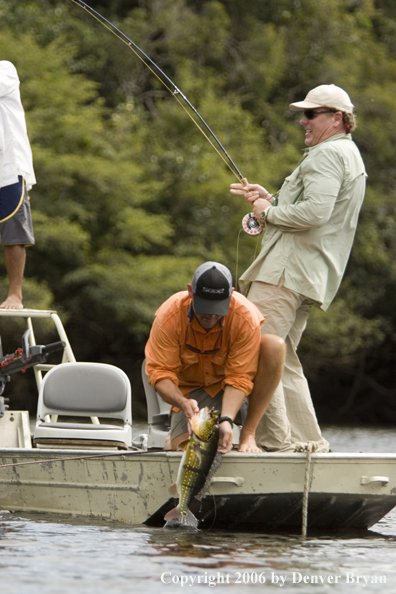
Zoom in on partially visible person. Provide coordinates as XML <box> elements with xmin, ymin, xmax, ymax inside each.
<box><xmin>0</xmin><ymin>60</ymin><xmax>36</xmax><ymax>309</ymax></box>
<box><xmin>230</xmin><ymin>84</ymin><xmax>366</xmax><ymax>452</ymax></box>
<box><xmin>145</xmin><ymin>261</ymin><xmax>285</xmax><ymax>454</ymax></box>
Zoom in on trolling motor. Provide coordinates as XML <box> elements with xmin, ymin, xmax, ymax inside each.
<box><xmin>0</xmin><ymin>330</ymin><xmax>66</xmax><ymax>417</ymax></box>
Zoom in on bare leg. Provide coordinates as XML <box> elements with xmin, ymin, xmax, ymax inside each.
<box><xmin>163</xmin><ymin>430</ymin><xmax>172</xmax><ymax>450</ymax></box>
<box><xmin>239</xmin><ymin>334</ymin><xmax>286</xmax><ymax>453</ymax></box>
<box><xmin>0</xmin><ymin>244</ymin><xmax>25</xmax><ymax>309</ymax></box>
<box><xmin>171</xmin><ymin>431</ymin><xmax>189</xmax><ymax>450</ymax></box>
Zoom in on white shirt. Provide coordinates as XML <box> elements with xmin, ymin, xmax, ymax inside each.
<box><xmin>0</xmin><ymin>61</ymin><xmax>36</xmax><ymax>190</ymax></box>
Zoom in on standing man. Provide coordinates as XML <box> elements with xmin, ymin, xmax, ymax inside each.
<box><xmin>0</xmin><ymin>60</ymin><xmax>36</xmax><ymax>309</ymax></box>
<box><xmin>230</xmin><ymin>84</ymin><xmax>366</xmax><ymax>452</ymax></box>
<box><xmin>145</xmin><ymin>261</ymin><xmax>285</xmax><ymax>454</ymax></box>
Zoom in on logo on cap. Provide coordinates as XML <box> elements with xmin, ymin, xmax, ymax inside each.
<box><xmin>191</xmin><ymin>262</ymin><xmax>233</xmax><ymax>316</ymax></box>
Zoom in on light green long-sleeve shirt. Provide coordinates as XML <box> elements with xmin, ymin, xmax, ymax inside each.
<box><xmin>239</xmin><ymin>134</ymin><xmax>367</xmax><ymax>310</ymax></box>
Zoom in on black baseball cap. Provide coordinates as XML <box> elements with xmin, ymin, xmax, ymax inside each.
<box><xmin>191</xmin><ymin>262</ymin><xmax>233</xmax><ymax>316</ymax></box>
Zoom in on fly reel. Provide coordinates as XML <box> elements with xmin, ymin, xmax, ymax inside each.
<box><xmin>242</xmin><ymin>213</ymin><xmax>264</xmax><ymax>236</ymax></box>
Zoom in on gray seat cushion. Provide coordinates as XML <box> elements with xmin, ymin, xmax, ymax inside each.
<box><xmin>43</xmin><ymin>364</ymin><xmax>128</xmax><ymax>413</ymax></box>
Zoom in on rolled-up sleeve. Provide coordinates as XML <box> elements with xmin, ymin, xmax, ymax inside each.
<box><xmin>145</xmin><ymin>316</ymin><xmax>181</xmax><ymax>388</ymax></box>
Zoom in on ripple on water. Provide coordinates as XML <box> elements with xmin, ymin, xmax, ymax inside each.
<box><xmin>1</xmin><ymin>426</ymin><xmax>396</xmax><ymax>593</ymax></box>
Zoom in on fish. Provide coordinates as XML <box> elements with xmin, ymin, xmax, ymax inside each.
<box><xmin>164</xmin><ymin>406</ymin><xmax>222</xmax><ymax>529</ymax></box>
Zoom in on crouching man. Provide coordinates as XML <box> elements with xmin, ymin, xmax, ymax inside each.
<box><xmin>145</xmin><ymin>261</ymin><xmax>285</xmax><ymax>454</ymax></box>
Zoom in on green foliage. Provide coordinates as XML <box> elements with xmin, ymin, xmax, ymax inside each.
<box><xmin>26</xmin><ymin>212</ymin><xmax>90</xmax><ymax>287</ymax></box>
<box><xmin>301</xmin><ymin>300</ymin><xmax>385</xmax><ymax>376</ymax></box>
<box><xmin>1</xmin><ymin>0</ymin><xmax>396</xmax><ymax>419</ymax></box>
<box><xmin>63</xmin><ymin>252</ymin><xmax>202</xmax><ymax>335</ymax></box>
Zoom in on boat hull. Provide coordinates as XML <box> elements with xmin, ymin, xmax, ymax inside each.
<box><xmin>1</xmin><ymin>449</ymin><xmax>396</xmax><ymax>532</ymax></box>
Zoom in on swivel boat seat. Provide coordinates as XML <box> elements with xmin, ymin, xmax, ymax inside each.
<box><xmin>33</xmin><ymin>362</ymin><xmax>132</xmax><ymax>450</ymax></box>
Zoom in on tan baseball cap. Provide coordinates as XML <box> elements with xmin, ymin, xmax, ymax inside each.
<box><xmin>289</xmin><ymin>84</ymin><xmax>354</xmax><ymax>112</ymax></box>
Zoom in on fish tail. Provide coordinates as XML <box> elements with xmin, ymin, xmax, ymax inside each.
<box><xmin>164</xmin><ymin>505</ymin><xmax>199</xmax><ymax>529</ymax></box>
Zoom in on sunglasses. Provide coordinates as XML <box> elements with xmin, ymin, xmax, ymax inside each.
<box><xmin>303</xmin><ymin>109</ymin><xmax>336</xmax><ymax>120</ymax></box>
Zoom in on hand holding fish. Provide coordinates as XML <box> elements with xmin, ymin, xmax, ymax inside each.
<box><xmin>154</xmin><ymin>379</ymin><xmax>199</xmax><ymax>435</ymax></box>
<box><xmin>181</xmin><ymin>398</ymin><xmax>200</xmax><ymax>434</ymax></box>
<box><xmin>217</xmin><ymin>420</ymin><xmax>234</xmax><ymax>454</ymax></box>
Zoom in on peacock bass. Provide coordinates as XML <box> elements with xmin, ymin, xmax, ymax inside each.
<box><xmin>164</xmin><ymin>407</ymin><xmax>222</xmax><ymax>529</ymax></box>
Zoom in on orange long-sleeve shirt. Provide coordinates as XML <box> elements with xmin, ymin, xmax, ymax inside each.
<box><xmin>145</xmin><ymin>290</ymin><xmax>264</xmax><ymax>398</ymax></box>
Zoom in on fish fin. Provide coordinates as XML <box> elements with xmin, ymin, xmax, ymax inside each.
<box><xmin>168</xmin><ymin>482</ymin><xmax>179</xmax><ymax>498</ymax></box>
<box><xmin>195</xmin><ymin>452</ymin><xmax>223</xmax><ymax>501</ymax></box>
<box><xmin>177</xmin><ymin>440</ymin><xmax>190</xmax><ymax>451</ymax></box>
<box><xmin>164</xmin><ymin>506</ymin><xmax>199</xmax><ymax>530</ymax></box>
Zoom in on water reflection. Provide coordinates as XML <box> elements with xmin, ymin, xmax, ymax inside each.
<box><xmin>0</xmin><ymin>508</ymin><xmax>396</xmax><ymax>593</ymax></box>
<box><xmin>322</xmin><ymin>425</ymin><xmax>396</xmax><ymax>453</ymax></box>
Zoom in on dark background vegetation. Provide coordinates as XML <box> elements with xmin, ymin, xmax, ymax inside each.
<box><xmin>1</xmin><ymin>0</ymin><xmax>396</xmax><ymax>424</ymax></box>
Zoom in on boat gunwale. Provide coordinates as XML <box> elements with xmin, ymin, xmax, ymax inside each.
<box><xmin>1</xmin><ymin>447</ymin><xmax>396</xmax><ymax>461</ymax></box>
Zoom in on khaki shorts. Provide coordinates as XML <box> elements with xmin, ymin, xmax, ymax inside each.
<box><xmin>0</xmin><ymin>177</ymin><xmax>35</xmax><ymax>246</ymax></box>
<box><xmin>170</xmin><ymin>388</ymin><xmax>224</xmax><ymax>440</ymax></box>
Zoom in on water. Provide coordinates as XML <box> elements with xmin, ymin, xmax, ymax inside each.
<box><xmin>1</xmin><ymin>425</ymin><xmax>396</xmax><ymax>594</ymax></box>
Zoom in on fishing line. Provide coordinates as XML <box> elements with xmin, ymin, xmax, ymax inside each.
<box><xmin>197</xmin><ymin>492</ymin><xmax>217</xmax><ymax>532</ymax></box>
<box><xmin>0</xmin><ymin>449</ymin><xmax>154</xmax><ymax>470</ymax></box>
<box><xmin>235</xmin><ymin>226</ymin><xmax>264</xmax><ymax>292</ymax></box>
<box><xmin>235</xmin><ymin>228</ymin><xmax>242</xmax><ymax>287</ymax></box>
<box><xmin>207</xmin><ymin>492</ymin><xmax>217</xmax><ymax>531</ymax></box>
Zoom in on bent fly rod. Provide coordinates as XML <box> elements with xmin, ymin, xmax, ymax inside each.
<box><xmin>70</xmin><ymin>0</ymin><xmax>263</xmax><ymax>235</ymax></box>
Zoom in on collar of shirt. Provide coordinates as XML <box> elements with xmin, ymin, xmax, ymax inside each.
<box><xmin>302</xmin><ymin>133</ymin><xmax>352</xmax><ymax>157</ymax></box>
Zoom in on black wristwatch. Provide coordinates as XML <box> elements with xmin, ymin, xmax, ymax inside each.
<box><xmin>219</xmin><ymin>416</ymin><xmax>234</xmax><ymax>428</ymax></box>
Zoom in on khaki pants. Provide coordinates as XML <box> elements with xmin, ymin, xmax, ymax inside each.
<box><xmin>247</xmin><ymin>278</ymin><xmax>329</xmax><ymax>452</ymax></box>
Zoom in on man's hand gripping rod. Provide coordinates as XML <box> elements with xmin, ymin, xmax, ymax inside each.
<box><xmin>240</xmin><ymin>178</ymin><xmax>265</xmax><ymax>236</ymax></box>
